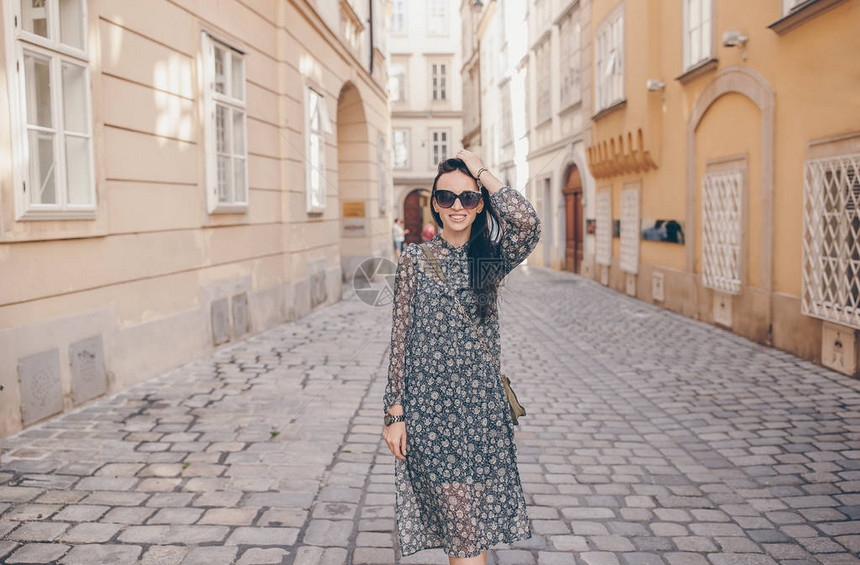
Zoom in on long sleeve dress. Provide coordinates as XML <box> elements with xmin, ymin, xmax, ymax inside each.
<box><xmin>383</xmin><ymin>184</ymin><xmax>542</xmax><ymax>558</ymax></box>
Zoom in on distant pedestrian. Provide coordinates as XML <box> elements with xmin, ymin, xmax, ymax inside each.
<box><xmin>393</xmin><ymin>218</ymin><xmax>407</xmax><ymax>260</ymax></box>
<box><xmin>421</xmin><ymin>222</ymin><xmax>436</xmax><ymax>242</ymax></box>
<box><xmin>382</xmin><ymin>149</ymin><xmax>541</xmax><ymax>563</ymax></box>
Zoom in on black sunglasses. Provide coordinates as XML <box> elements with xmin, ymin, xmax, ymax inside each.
<box><xmin>433</xmin><ymin>189</ymin><xmax>483</xmax><ymax>209</ymax></box>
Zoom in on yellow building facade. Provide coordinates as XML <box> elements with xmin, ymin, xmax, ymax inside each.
<box><xmin>583</xmin><ymin>0</ymin><xmax>860</xmax><ymax>372</ymax></box>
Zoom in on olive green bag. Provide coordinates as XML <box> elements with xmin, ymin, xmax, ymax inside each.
<box><xmin>419</xmin><ymin>243</ymin><xmax>527</xmax><ymax>425</ymax></box>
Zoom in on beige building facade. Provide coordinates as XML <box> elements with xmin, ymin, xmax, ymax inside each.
<box><xmin>389</xmin><ymin>0</ymin><xmax>463</xmax><ymax>243</ymax></box>
<box><xmin>0</xmin><ymin>0</ymin><xmax>392</xmax><ymax>437</ymax></box>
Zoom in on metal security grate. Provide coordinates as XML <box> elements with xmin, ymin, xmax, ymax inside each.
<box><xmin>620</xmin><ymin>188</ymin><xmax>640</xmax><ymax>274</ymax></box>
<box><xmin>702</xmin><ymin>169</ymin><xmax>743</xmax><ymax>294</ymax></box>
<box><xmin>596</xmin><ymin>191</ymin><xmax>612</xmax><ymax>266</ymax></box>
<box><xmin>802</xmin><ymin>153</ymin><xmax>860</xmax><ymax>329</ymax></box>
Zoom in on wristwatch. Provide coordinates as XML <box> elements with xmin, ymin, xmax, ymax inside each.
<box><xmin>384</xmin><ymin>413</ymin><xmax>406</xmax><ymax>426</ymax></box>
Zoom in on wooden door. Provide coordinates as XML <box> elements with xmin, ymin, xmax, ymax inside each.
<box><xmin>403</xmin><ymin>190</ymin><xmax>424</xmax><ymax>245</ymax></box>
<box><xmin>562</xmin><ymin>166</ymin><xmax>583</xmax><ymax>273</ymax></box>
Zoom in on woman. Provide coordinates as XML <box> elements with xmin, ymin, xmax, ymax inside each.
<box><xmin>382</xmin><ymin>149</ymin><xmax>541</xmax><ymax>563</ymax></box>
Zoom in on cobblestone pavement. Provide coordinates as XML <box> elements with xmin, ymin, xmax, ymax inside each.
<box><xmin>1</xmin><ymin>265</ymin><xmax>859</xmax><ymax>565</ymax></box>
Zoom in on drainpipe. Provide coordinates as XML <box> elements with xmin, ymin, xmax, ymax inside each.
<box><xmin>368</xmin><ymin>0</ymin><xmax>374</xmax><ymax>75</ymax></box>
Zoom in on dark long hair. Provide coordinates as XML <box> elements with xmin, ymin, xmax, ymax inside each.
<box><xmin>430</xmin><ymin>158</ymin><xmax>504</xmax><ymax>320</ymax></box>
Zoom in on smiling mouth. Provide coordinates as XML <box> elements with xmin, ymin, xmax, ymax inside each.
<box><xmin>449</xmin><ymin>214</ymin><xmax>467</xmax><ymax>222</ymax></box>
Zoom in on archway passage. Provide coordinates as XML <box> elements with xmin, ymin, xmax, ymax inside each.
<box><xmin>403</xmin><ymin>189</ymin><xmax>427</xmax><ymax>245</ymax></box>
<box><xmin>563</xmin><ymin>165</ymin><xmax>584</xmax><ymax>273</ymax></box>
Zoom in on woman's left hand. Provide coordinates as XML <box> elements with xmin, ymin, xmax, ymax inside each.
<box><xmin>456</xmin><ymin>149</ymin><xmax>485</xmax><ymax>179</ymax></box>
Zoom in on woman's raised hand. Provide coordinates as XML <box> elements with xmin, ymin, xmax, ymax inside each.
<box><xmin>456</xmin><ymin>149</ymin><xmax>485</xmax><ymax>179</ymax></box>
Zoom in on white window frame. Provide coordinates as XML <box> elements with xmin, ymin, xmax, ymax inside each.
<box><xmin>429</xmin><ymin>129</ymin><xmax>449</xmax><ymax>168</ymax></box>
<box><xmin>4</xmin><ymin>0</ymin><xmax>96</xmax><ymax>221</ymax></box>
<box><xmin>392</xmin><ymin>128</ymin><xmax>410</xmax><ymax>169</ymax></box>
<box><xmin>202</xmin><ymin>32</ymin><xmax>248</xmax><ymax>214</ymax></box>
<box><xmin>802</xmin><ymin>152</ymin><xmax>860</xmax><ymax>329</ymax></box>
<box><xmin>594</xmin><ymin>4</ymin><xmax>625</xmax><ymax>114</ymax></box>
<box><xmin>430</xmin><ymin>61</ymin><xmax>447</xmax><ymax>102</ymax></box>
<box><xmin>304</xmin><ymin>84</ymin><xmax>332</xmax><ymax>214</ymax></box>
<box><xmin>427</xmin><ymin>0</ymin><xmax>448</xmax><ymax>36</ymax></box>
<box><xmin>389</xmin><ymin>61</ymin><xmax>407</xmax><ymax>103</ymax></box>
<box><xmin>683</xmin><ymin>0</ymin><xmax>713</xmax><ymax>71</ymax></box>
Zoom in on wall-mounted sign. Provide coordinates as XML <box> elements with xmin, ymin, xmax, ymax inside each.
<box><xmin>586</xmin><ymin>219</ymin><xmax>596</xmax><ymax>234</ymax></box>
<box><xmin>641</xmin><ymin>219</ymin><xmax>685</xmax><ymax>244</ymax></box>
<box><xmin>343</xmin><ymin>201</ymin><xmax>367</xmax><ymax>237</ymax></box>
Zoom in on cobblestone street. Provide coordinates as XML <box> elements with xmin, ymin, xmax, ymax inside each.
<box><xmin>1</xmin><ymin>265</ymin><xmax>859</xmax><ymax>565</ymax></box>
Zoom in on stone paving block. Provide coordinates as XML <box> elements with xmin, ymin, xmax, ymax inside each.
<box><xmin>3</xmin><ymin>503</ymin><xmax>61</xmax><ymax>521</ymax></box>
<box><xmin>6</xmin><ymin>542</ymin><xmax>70</xmax><ymax>563</ymax></box>
<box><xmin>148</xmin><ymin>507</ymin><xmax>204</xmax><ymax>525</ymax></box>
<box><xmin>303</xmin><ymin>519</ymin><xmax>355</xmax><ymax>546</ymax></box>
<box><xmin>237</xmin><ymin>547</ymin><xmax>290</xmax><ymax>565</ymax></box>
<box><xmin>0</xmin><ymin>540</ymin><xmax>18</xmax><ymax>558</ymax></box>
<box><xmin>180</xmin><ymin>546</ymin><xmax>238</xmax><ymax>565</ymax></box>
<box><xmin>59</xmin><ymin>543</ymin><xmax>141</xmax><ymax>564</ymax></box>
<box><xmin>352</xmin><ymin>547</ymin><xmax>397</xmax><ymax>564</ymax></box>
<box><xmin>581</xmin><ymin>551</ymin><xmax>622</xmax><ymax>565</ymax></box>
<box><xmin>59</xmin><ymin>522</ymin><xmax>123</xmax><ymax>543</ymax></box>
<box><xmin>6</xmin><ymin>521</ymin><xmax>69</xmax><ymax>541</ymax></box>
<box><xmin>139</xmin><ymin>545</ymin><xmax>188</xmax><ymax>565</ymax></box>
<box><xmin>226</xmin><ymin>526</ymin><xmax>300</xmax><ymax>545</ymax></box>
<box><xmin>293</xmin><ymin>546</ymin><xmax>349</xmax><ymax>565</ymax></box>
<box><xmin>51</xmin><ymin>504</ymin><xmax>110</xmax><ymax>522</ymax></box>
<box><xmin>312</xmin><ymin>501</ymin><xmax>358</xmax><ymax>519</ymax></box>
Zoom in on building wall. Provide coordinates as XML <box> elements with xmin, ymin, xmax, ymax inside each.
<box><xmin>391</xmin><ymin>0</ymin><xmax>462</xmax><ymax>234</ymax></box>
<box><xmin>584</xmin><ymin>0</ymin><xmax>860</xmax><ymax>371</ymax></box>
<box><xmin>0</xmin><ymin>0</ymin><xmax>390</xmax><ymax>437</ymax></box>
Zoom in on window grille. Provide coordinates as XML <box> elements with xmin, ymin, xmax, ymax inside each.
<box><xmin>802</xmin><ymin>154</ymin><xmax>860</xmax><ymax>329</ymax></box>
<box><xmin>702</xmin><ymin>169</ymin><xmax>743</xmax><ymax>294</ymax></box>
<box><xmin>596</xmin><ymin>191</ymin><xmax>612</xmax><ymax>266</ymax></box>
<box><xmin>620</xmin><ymin>188</ymin><xmax>640</xmax><ymax>274</ymax></box>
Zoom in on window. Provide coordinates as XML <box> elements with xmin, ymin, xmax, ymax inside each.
<box><xmin>430</xmin><ymin>130</ymin><xmax>448</xmax><ymax>167</ymax></box>
<box><xmin>389</xmin><ymin>62</ymin><xmax>406</xmax><ymax>102</ymax></box>
<box><xmin>202</xmin><ymin>33</ymin><xmax>247</xmax><ymax>213</ymax></box>
<box><xmin>427</xmin><ymin>0</ymin><xmax>447</xmax><ymax>36</ymax></box>
<box><xmin>305</xmin><ymin>85</ymin><xmax>331</xmax><ymax>213</ymax></box>
<box><xmin>431</xmin><ymin>63</ymin><xmax>447</xmax><ymax>101</ymax></box>
<box><xmin>536</xmin><ymin>39</ymin><xmax>551</xmax><ymax>124</ymax></box>
<box><xmin>702</xmin><ymin>168</ymin><xmax>744</xmax><ymax>294</ymax></box>
<box><xmin>594</xmin><ymin>5</ymin><xmax>624</xmax><ymax>113</ymax></box>
<box><xmin>560</xmin><ymin>9</ymin><xmax>582</xmax><ymax>108</ymax></box>
<box><xmin>802</xmin><ymin>153</ymin><xmax>860</xmax><ymax>328</ymax></box>
<box><xmin>684</xmin><ymin>0</ymin><xmax>712</xmax><ymax>70</ymax></box>
<box><xmin>389</xmin><ymin>0</ymin><xmax>406</xmax><ymax>34</ymax></box>
<box><xmin>393</xmin><ymin>129</ymin><xmax>409</xmax><ymax>169</ymax></box>
<box><xmin>5</xmin><ymin>0</ymin><xmax>95</xmax><ymax>219</ymax></box>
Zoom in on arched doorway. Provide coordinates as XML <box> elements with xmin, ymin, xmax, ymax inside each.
<box><xmin>403</xmin><ymin>189</ymin><xmax>431</xmax><ymax>245</ymax></box>
<box><xmin>563</xmin><ymin>165</ymin><xmax>584</xmax><ymax>273</ymax></box>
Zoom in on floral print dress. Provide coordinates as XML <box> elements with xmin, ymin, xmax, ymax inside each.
<box><xmin>383</xmin><ymin>184</ymin><xmax>541</xmax><ymax>558</ymax></box>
